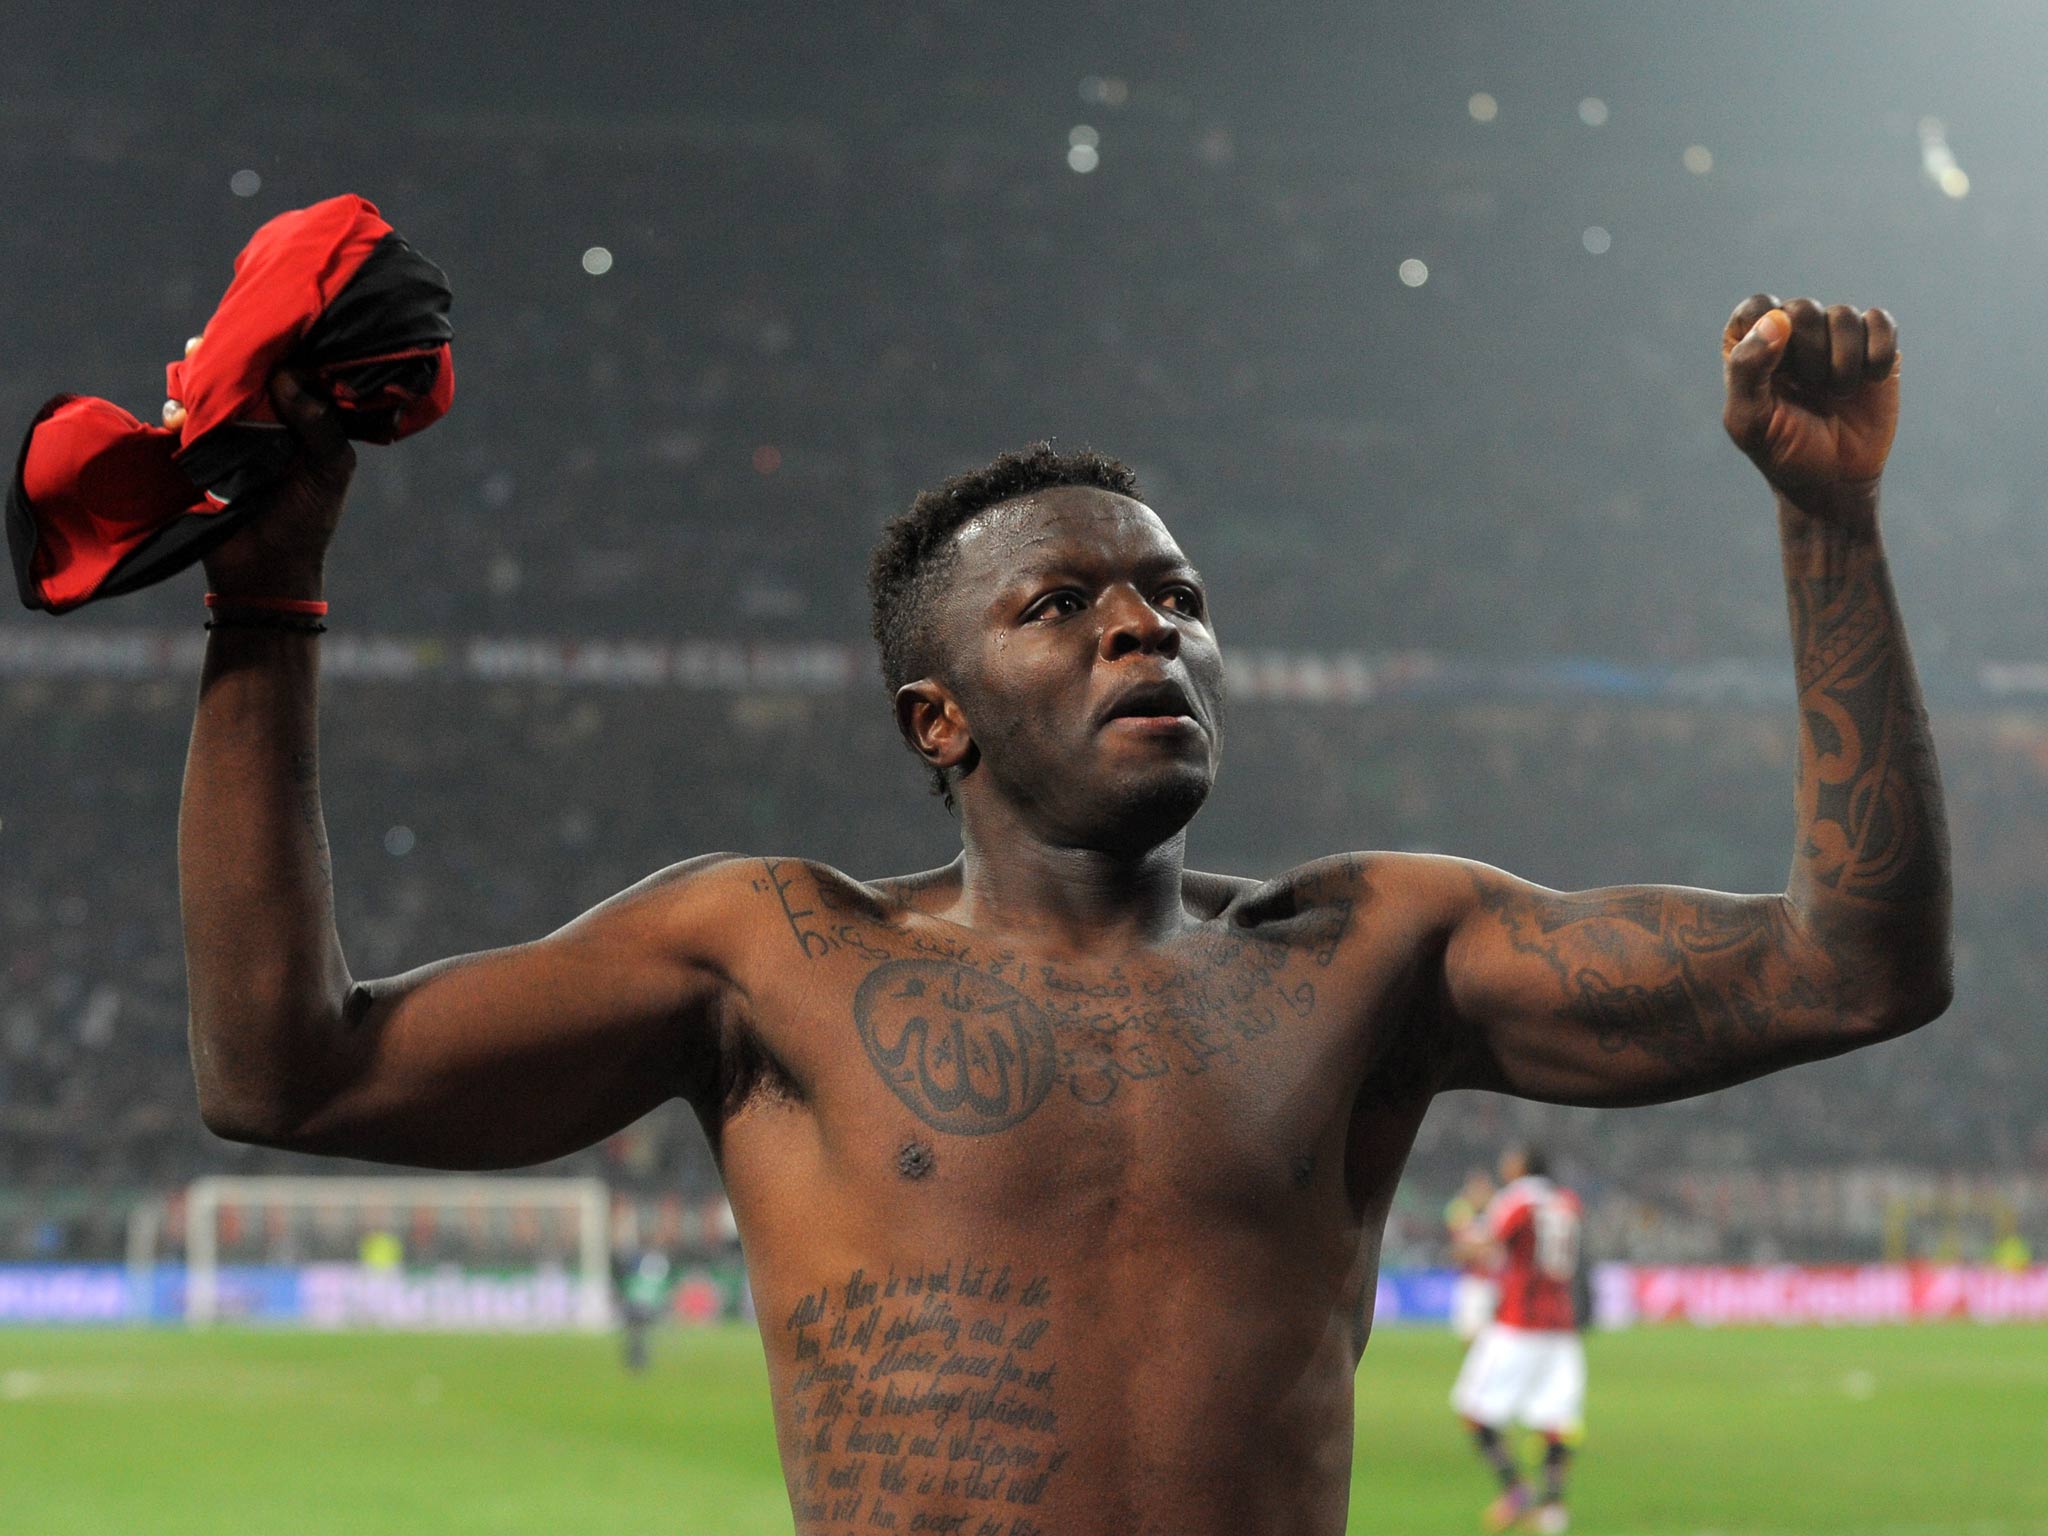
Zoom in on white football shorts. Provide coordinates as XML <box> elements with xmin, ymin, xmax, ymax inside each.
<box><xmin>1451</xmin><ymin>1322</ymin><xmax>1585</xmax><ymax>1435</ymax></box>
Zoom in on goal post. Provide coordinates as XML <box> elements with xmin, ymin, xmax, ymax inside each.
<box><xmin>183</xmin><ymin>1174</ymin><xmax>613</xmax><ymax>1330</ymax></box>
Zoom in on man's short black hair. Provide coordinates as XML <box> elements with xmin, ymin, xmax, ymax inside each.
<box><xmin>868</xmin><ymin>442</ymin><xmax>1140</xmax><ymax>802</ymax></box>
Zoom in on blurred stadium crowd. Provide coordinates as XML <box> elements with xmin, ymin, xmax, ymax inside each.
<box><xmin>5</xmin><ymin>8</ymin><xmax>2047</xmax><ymax>1266</ymax></box>
<box><xmin>7</xmin><ymin>13</ymin><xmax>2045</xmax><ymax>658</ymax></box>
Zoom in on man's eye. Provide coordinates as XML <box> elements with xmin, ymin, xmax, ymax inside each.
<box><xmin>1030</xmin><ymin>593</ymin><xmax>1084</xmax><ymax>620</ymax></box>
<box><xmin>1160</xmin><ymin>587</ymin><xmax>1203</xmax><ymax>616</ymax></box>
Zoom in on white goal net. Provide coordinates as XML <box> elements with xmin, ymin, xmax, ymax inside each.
<box><xmin>179</xmin><ymin>1175</ymin><xmax>612</xmax><ymax>1330</ymax></box>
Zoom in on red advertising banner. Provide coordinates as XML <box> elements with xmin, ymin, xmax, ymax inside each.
<box><xmin>1594</xmin><ymin>1264</ymin><xmax>2048</xmax><ymax>1327</ymax></box>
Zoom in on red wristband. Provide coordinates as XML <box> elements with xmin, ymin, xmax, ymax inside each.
<box><xmin>205</xmin><ymin>593</ymin><xmax>329</xmax><ymax>617</ymax></box>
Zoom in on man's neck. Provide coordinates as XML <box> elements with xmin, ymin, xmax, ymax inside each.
<box><xmin>946</xmin><ymin>813</ymin><xmax>1193</xmax><ymax>955</ymax></box>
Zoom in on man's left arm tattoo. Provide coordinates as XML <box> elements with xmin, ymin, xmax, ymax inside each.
<box><xmin>1785</xmin><ymin>520</ymin><xmax>1950</xmax><ymax>917</ymax></box>
<box><xmin>1459</xmin><ymin>878</ymin><xmax>1843</xmax><ymax>1093</ymax></box>
<box><xmin>1447</xmin><ymin>513</ymin><xmax>1951</xmax><ymax>1104</ymax></box>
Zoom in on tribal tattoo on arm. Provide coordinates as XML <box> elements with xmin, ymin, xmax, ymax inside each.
<box><xmin>1784</xmin><ymin>522</ymin><xmax>1949</xmax><ymax>915</ymax></box>
<box><xmin>1443</xmin><ymin>518</ymin><xmax>1950</xmax><ymax>1107</ymax></box>
<box><xmin>1447</xmin><ymin>877</ymin><xmax>1844</xmax><ymax>1102</ymax></box>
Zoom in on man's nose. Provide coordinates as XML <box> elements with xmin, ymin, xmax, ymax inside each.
<box><xmin>1098</xmin><ymin>587</ymin><xmax>1181</xmax><ymax>660</ymax></box>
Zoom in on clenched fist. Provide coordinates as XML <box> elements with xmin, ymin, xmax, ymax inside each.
<box><xmin>1722</xmin><ymin>294</ymin><xmax>1899</xmax><ymax>515</ymax></box>
<box><xmin>174</xmin><ymin>334</ymin><xmax>357</xmax><ymax>599</ymax></box>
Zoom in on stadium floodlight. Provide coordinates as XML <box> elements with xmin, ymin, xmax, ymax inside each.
<box><xmin>182</xmin><ymin>1175</ymin><xmax>613</xmax><ymax>1330</ymax></box>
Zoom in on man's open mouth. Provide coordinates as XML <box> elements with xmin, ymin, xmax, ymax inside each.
<box><xmin>1099</xmin><ymin>679</ymin><xmax>1200</xmax><ymax>730</ymax></box>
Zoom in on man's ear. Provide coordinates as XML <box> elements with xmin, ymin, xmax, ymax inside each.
<box><xmin>894</xmin><ymin>679</ymin><xmax>975</xmax><ymax>775</ymax></box>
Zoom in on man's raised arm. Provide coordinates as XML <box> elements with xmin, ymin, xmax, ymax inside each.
<box><xmin>1432</xmin><ymin>295</ymin><xmax>1952</xmax><ymax>1106</ymax></box>
<box><xmin>179</xmin><ymin>372</ymin><xmax>742</xmax><ymax>1167</ymax></box>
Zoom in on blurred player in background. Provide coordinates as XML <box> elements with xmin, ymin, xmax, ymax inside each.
<box><xmin>613</xmin><ymin>1248</ymin><xmax>672</xmax><ymax>1373</ymax></box>
<box><xmin>1452</xmin><ymin>1145</ymin><xmax>1584</xmax><ymax>1534</ymax></box>
<box><xmin>1446</xmin><ymin>1167</ymin><xmax>1500</xmax><ymax>1344</ymax></box>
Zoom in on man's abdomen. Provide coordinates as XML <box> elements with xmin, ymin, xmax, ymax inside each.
<box><xmin>743</xmin><ymin>1201</ymin><xmax>1366</xmax><ymax>1536</ymax></box>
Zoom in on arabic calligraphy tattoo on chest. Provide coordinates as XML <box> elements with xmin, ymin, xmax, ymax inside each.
<box><xmin>756</xmin><ymin>858</ymin><xmax>1365</xmax><ymax>1136</ymax></box>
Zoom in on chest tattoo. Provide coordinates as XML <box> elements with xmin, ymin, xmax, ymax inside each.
<box><xmin>755</xmin><ymin>858</ymin><xmax>1370</xmax><ymax>1137</ymax></box>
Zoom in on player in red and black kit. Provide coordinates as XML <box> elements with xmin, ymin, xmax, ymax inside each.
<box><xmin>1452</xmin><ymin>1145</ymin><xmax>1585</xmax><ymax>1533</ymax></box>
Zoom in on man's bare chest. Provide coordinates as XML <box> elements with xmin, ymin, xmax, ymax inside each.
<box><xmin>712</xmin><ymin>860</ymin><xmax>1403</xmax><ymax>1536</ymax></box>
<box><xmin>730</xmin><ymin>860</ymin><xmax>1413</xmax><ymax>1168</ymax></box>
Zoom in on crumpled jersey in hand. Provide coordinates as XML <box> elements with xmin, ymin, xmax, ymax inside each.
<box><xmin>7</xmin><ymin>193</ymin><xmax>454</xmax><ymax>613</ymax></box>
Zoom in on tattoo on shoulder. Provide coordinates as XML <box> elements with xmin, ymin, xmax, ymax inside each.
<box><xmin>1238</xmin><ymin>856</ymin><xmax>1372</xmax><ymax>968</ymax></box>
<box><xmin>756</xmin><ymin>859</ymin><xmax>896</xmax><ymax>964</ymax></box>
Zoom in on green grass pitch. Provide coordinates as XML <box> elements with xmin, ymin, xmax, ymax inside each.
<box><xmin>2</xmin><ymin>1324</ymin><xmax>2044</xmax><ymax>1534</ymax></box>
